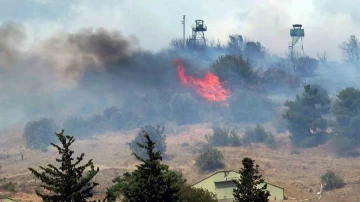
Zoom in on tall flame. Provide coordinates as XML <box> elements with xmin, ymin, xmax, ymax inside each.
<box><xmin>174</xmin><ymin>59</ymin><xmax>231</xmax><ymax>102</ymax></box>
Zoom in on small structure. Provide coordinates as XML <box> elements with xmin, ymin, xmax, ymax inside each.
<box><xmin>0</xmin><ymin>197</ymin><xmax>18</xmax><ymax>202</ymax></box>
<box><xmin>191</xmin><ymin>170</ymin><xmax>284</xmax><ymax>201</ymax></box>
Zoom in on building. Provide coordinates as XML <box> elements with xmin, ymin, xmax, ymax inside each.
<box><xmin>191</xmin><ymin>170</ymin><xmax>284</xmax><ymax>201</ymax></box>
<box><xmin>0</xmin><ymin>197</ymin><xmax>18</xmax><ymax>202</ymax></box>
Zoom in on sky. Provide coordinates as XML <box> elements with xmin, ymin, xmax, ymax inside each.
<box><xmin>0</xmin><ymin>0</ymin><xmax>359</xmax><ymax>61</ymax></box>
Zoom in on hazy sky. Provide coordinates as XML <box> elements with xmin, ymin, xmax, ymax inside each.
<box><xmin>1</xmin><ymin>0</ymin><xmax>359</xmax><ymax>61</ymax></box>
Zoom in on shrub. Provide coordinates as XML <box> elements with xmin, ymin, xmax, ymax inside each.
<box><xmin>129</xmin><ymin>125</ymin><xmax>166</xmax><ymax>159</ymax></box>
<box><xmin>210</xmin><ymin>55</ymin><xmax>258</xmax><ymax>89</ymax></box>
<box><xmin>294</xmin><ymin>56</ymin><xmax>319</xmax><ymax>77</ymax></box>
<box><xmin>181</xmin><ymin>142</ymin><xmax>190</xmax><ymax>147</ymax></box>
<box><xmin>321</xmin><ymin>170</ymin><xmax>345</xmax><ymax>191</ymax></box>
<box><xmin>179</xmin><ymin>186</ymin><xmax>217</xmax><ymax>202</ymax></box>
<box><xmin>0</xmin><ymin>182</ymin><xmax>15</xmax><ymax>192</ymax></box>
<box><xmin>23</xmin><ymin>118</ymin><xmax>58</xmax><ymax>150</ymax></box>
<box><xmin>264</xmin><ymin>133</ymin><xmax>277</xmax><ymax>149</ymax></box>
<box><xmin>206</xmin><ymin>126</ymin><xmax>241</xmax><ymax>147</ymax></box>
<box><xmin>196</xmin><ymin>147</ymin><xmax>225</xmax><ymax>172</ymax></box>
<box><xmin>243</xmin><ymin>125</ymin><xmax>269</xmax><ymax>145</ymax></box>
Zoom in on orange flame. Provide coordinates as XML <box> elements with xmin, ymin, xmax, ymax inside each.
<box><xmin>174</xmin><ymin>59</ymin><xmax>231</xmax><ymax>102</ymax></box>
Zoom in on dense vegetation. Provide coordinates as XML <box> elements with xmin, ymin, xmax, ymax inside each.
<box><xmin>283</xmin><ymin>84</ymin><xmax>331</xmax><ymax>148</ymax></box>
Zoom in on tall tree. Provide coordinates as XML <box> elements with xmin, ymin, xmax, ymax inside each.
<box><xmin>283</xmin><ymin>84</ymin><xmax>331</xmax><ymax>147</ymax></box>
<box><xmin>233</xmin><ymin>157</ymin><xmax>270</xmax><ymax>202</ymax></box>
<box><xmin>339</xmin><ymin>35</ymin><xmax>360</xmax><ymax>68</ymax></box>
<box><xmin>29</xmin><ymin>129</ymin><xmax>100</xmax><ymax>202</ymax></box>
<box><xmin>111</xmin><ymin>132</ymin><xmax>181</xmax><ymax>202</ymax></box>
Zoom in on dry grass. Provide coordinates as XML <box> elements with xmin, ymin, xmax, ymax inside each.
<box><xmin>1</xmin><ymin>123</ymin><xmax>360</xmax><ymax>201</ymax></box>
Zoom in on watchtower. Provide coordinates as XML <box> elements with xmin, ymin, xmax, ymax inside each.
<box><xmin>289</xmin><ymin>24</ymin><xmax>305</xmax><ymax>58</ymax></box>
<box><xmin>191</xmin><ymin>20</ymin><xmax>207</xmax><ymax>45</ymax></box>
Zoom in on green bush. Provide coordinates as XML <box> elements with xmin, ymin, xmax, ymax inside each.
<box><xmin>0</xmin><ymin>182</ymin><xmax>15</xmax><ymax>192</ymax></box>
<box><xmin>206</xmin><ymin>126</ymin><xmax>241</xmax><ymax>147</ymax></box>
<box><xmin>23</xmin><ymin>118</ymin><xmax>58</xmax><ymax>150</ymax></box>
<box><xmin>243</xmin><ymin>125</ymin><xmax>269</xmax><ymax>144</ymax></box>
<box><xmin>264</xmin><ymin>133</ymin><xmax>277</xmax><ymax>149</ymax></box>
<box><xmin>321</xmin><ymin>170</ymin><xmax>345</xmax><ymax>191</ymax></box>
<box><xmin>129</xmin><ymin>125</ymin><xmax>166</xmax><ymax>159</ymax></box>
<box><xmin>196</xmin><ymin>147</ymin><xmax>225</xmax><ymax>172</ymax></box>
<box><xmin>210</xmin><ymin>55</ymin><xmax>257</xmax><ymax>89</ymax></box>
<box><xmin>179</xmin><ymin>186</ymin><xmax>217</xmax><ymax>202</ymax></box>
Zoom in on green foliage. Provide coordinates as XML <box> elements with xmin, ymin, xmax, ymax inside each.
<box><xmin>244</xmin><ymin>41</ymin><xmax>267</xmax><ymax>63</ymax></box>
<box><xmin>233</xmin><ymin>157</ymin><xmax>270</xmax><ymax>202</ymax></box>
<box><xmin>264</xmin><ymin>133</ymin><xmax>277</xmax><ymax>149</ymax></box>
<box><xmin>23</xmin><ymin>118</ymin><xmax>58</xmax><ymax>150</ymax></box>
<box><xmin>129</xmin><ymin>125</ymin><xmax>166</xmax><ymax>159</ymax></box>
<box><xmin>260</xmin><ymin>68</ymin><xmax>301</xmax><ymax>92</ymax></box>
<box><xmin>283</xmin><ymin>84</ymin><xmax>331</xmax><ymax>147</ymax></box>
<box><xmin>294</xmin><ymin>56</ymin><xmax>319</xmax><ymax>77</ymax></box>
<box><xmin>243</xmin><ymin>125</ymin><xmax>269</xmax><ymax>144</ymax></box>
<box><xmin>178</xmin><ymin>186</ymin><xmax>217</xmax><ymax>202</ymax></box>
<box><xmin>28</xmin><ymin>129</ymin><xmax>100</xmax><ymax>202</ymax></box>
<box><xmin>332</xmin><ymin>88</ymin><xmax>360</xmax><ymax>156</ymax></box>
<box><xmin>321</xmin><ymin>170</ymin><xmax>345</xmax><ymax>191</ymax></box>
<box><xmin>0</xmin><ymin>181</ymin><xmax>15</xmax><ymax>192</ymax></box>
<box><xmin>109</xmin><ymin>132</ymin><xmax>181</xmax><ymax>202</ymax></box>
<box><xmin>196</xmin><ymin>147</ymin><xmax>225</xmax><ymax>172</ymax></box>
<box><xmin>210</xmin><ymin>55</ymin><xmax>258</xmax><ymax>88</ymax></box>
<box><xmin>206</xmin><ymin>126</ymin><xmax>241</xmax><ymax>147</ymax></box>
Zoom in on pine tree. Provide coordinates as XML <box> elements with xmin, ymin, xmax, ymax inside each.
<box><xmin>233</xmin><ymin>157</ymin><xmax>270</xmax><ymax>202</ymax></box>
<box><xmin>110</xmin><ymin>131</ymin><xmax>181</xmax><ymax>202</ymax></box>
<box><xmin>29</xmin><ymin>129</ymin><xmax>100</xmax><ymax>202</ymax></box>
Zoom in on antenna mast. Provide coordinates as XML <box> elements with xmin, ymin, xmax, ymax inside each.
<box><xmin>182</xmin><ymin>15</ymin><xmax>186</xmax><ymax>46</ymax></box>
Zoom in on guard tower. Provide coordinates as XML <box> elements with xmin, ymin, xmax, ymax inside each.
<box><xmin>289</xmin><ymin>24</ymin><xmax>305</xmax><ymax>58</ymax></box>
<box><xmin>191</xmin><ymin>20</ymin><xmax>207</xmax><ymax>45</ymax></box>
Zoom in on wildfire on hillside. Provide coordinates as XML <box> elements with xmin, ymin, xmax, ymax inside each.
<box><xmin>174</xmin><ymin>59</ymin><xmax>231</xmax><ymax>103</ymax></box>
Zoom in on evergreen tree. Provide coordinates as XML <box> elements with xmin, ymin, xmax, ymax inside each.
<box><xmin>111</xmin><ymin>132</ymin><xmax>181</xmax><ymax>202</ymax></box>
<box><xmin>29</xmin><ymin>129</ymin><xmax>100</xmax><ymax>202</ymax></box>
<box><xmin>283</xmin><ymin>84</ymin><xmax>331</xmax><ymax>147</ymax></box>
<box><xmin>233</xmin><ymin>157</ymin><xmax>270</xmax><ymax>202</ymax></box>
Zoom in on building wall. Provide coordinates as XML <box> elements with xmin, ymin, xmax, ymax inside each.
<box><xmin>192</xmin><ymin>171</ymin><xmax>284</xmax><ymax>201</ymax></box>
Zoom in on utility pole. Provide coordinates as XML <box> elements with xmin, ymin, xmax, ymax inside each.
<box><xmin>182</xmin><ymin>15</ymin><xmax>186</xmax><ymax>47</ymax></box>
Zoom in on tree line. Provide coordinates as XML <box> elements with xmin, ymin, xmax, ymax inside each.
<box><xmin>28</xmin><ymin>129</ymin><xmax>270</xmax><ymax>202</ymax></box>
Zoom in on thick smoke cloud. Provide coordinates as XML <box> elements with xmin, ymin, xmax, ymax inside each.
<box><xmin>0</xmin><ymin>21</ymin><xmax>185</xmax><ymax>129</ymax></box>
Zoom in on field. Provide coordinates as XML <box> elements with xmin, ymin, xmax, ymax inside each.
<box><xmin>0</xmin><ymin>123</ymin><xmax>360</xmax><ymax>202</ymax></box>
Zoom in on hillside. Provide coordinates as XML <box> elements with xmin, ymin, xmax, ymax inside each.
<box><xmin>0</xmin><ymin>124</ymin><xmax>360</xmax><ymax>202</ymax></box>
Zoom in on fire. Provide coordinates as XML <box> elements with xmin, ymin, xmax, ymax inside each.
<box><xmin>174</xmin><ymin>59</ymin><xmax>231</xmax><ymax>102</ymax></box>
